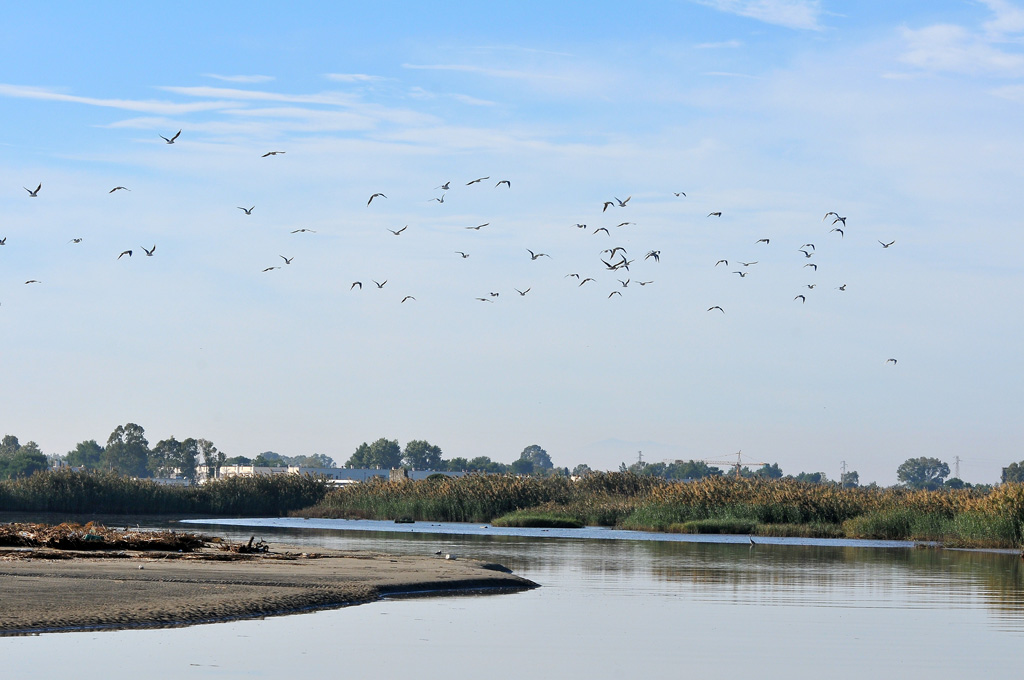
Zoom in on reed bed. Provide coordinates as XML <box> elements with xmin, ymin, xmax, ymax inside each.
<box><xmin>299</xmin><ymin>473</ymin><xmax>1024</xmax><ymax>548</ymax></box>
<box><xmin>0</xmin><ymin>469</ymin><xmax>330</xmax><ymax>516</ymax></box>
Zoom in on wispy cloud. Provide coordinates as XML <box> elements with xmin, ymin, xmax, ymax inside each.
<box><xmin>0</xmin><ymin>84</ymin><xmax>233</xmax><ymax>115</ymax></box>
<box><xmin>324</xmin><ymin>73</ymin><xmax>387</xmax><ymax>83</ymax></box>
<box><xmin>402</xmin><ymin>63</ymin><xmax>570</xmax><ymax>82</ymax></box>
<box><xmin>900</xmin><ymin>23</ymin><xmax>1024</xmax><ymax>77</ymax></box>
<box><xmin>694</xmin><ymin>39</ymin><xmax>744</xmax><ymax>49</ymax></box>
<box><xmin>981</xmin><ymin>0</ymin><xmax>1024</xmax><ymax>38</ymax></box>
<box><xmin>158</xmin><ymin>85</ymin><xmax>360</xmax><ymax>107</ymax></box>
<box><xmin>691</xmin><ymin>0</ymin><xmax>823</xmax><ymax>31</ymax></box>
<box><xmin>203</xmin><ymin>74</ymin><xmax>275</xmax><ymax>83</ymax></box>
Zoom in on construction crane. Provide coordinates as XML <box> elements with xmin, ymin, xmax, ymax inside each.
<box><xmin>702</xmin><ymin>450</ymin><xmax>769</xmax><ymax>478</ymax></box>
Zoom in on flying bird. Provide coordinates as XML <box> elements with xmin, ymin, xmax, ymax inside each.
<box><xmin>756</xmin><ymin>238</ymin><xmax>770</xmax><ymax>244</ymax></box>
<box><xmin>565</xmin><ymin>273</ymin><xmax>580</xmax><ymax>279</ymax></box>
<box><xmin>515</xmin><ymin>288</ymin><xmax>530</xmax><ymax>296</ymax></box>
<box><xmin>261</xmin><ymin>151</ymin><xmax>285</xmax><ymax>157</ymax></box>
<box><xmin>832</xmin><ymin>216</ymin><xmax>847</xmax><ymax>226</ymax></box>
<box><xmin>368</xmin><ymin>193</ymin><xmax>387</xmax><ymax>205</ymax></box>
<box><xmin>805</xmin><ymin>284</ymin><xmax>816</xmax><ymax>289</ymax></box>
<box><xmin>616</xmin><ymin>222</ymin><xmax>635</xmax><ymax>228</ymax></box>
<box><xmin>0</xmin><ymin>237</ymin><xmax>6</xmax><ymax>245</ymax></box>
<box><xmin>801</xmin><ymin>243</ymin><xmax>815</xmax><ymax>250</ymax></box>
<box><xmin>805</xmin><ymin>263</ymin><xmax>818</xmax><ymax>270</ymax></box>
<box><xmin>602</xmin><ymin>246</ymin><xmax>627</xmax><ymax>258</ymax></box>
<box><xmin>455</xmin><ymin>251</ymin><xmax>470</xmax><ymax>258</ymax></box>
<box><xmin>436</xmin><ymin>181</ymin><xmax>451</xmax><ymax>190</ymax></box>
<box><xmin>830</xmin><ymin>227</ymin><xmax>844</xmax><ymax>237</ymax></box>
<box><xmin>737</xmin><ymin>261</ymin><xmax>757</xmax><ymax>267</ymax></box>
<box><xmin>614</xmin><ymin>196</ymin><xmax>631</xmax><ymax>207</ymax></box>
<box><xmin>708</xmin><ymin>212</ymin><xmax>722</xmax><ymax>217</ymax></box>
<box><xmin>794</xmin><ymin>295</ymin><xmax>806</xmax><ymax>303</ymax></box>
<box><xmin>886</xmin><ymin>358</ymin><xmax>898</xmax><ymax>365</ymax></box>
<box><xmin>579</xmin><ymin>278</ymin><xmax>595</xmax><ymax>286</ymax></box>
<box><xmin>608</xmin><ymin>291</ymin><xmax>622</xmax><ymax>298</ymax></box>
<box><xmin>476</xmin><ymin>297</ymin><xmax>494</xmax><ymax>302</ymax></box>
<box><xmin>674</xmin><ymin>191</ymin><xmax>687</xmax><ymax>197</ymax></box>
<box><xmin>602</xmin><ymin>201</ymin><xmax>615</xmax><ymax>212</ymax></box>
<box><xmin>387</xmin><ymin>225</ymin><xmax>408</xmax><ymax>236</ymax></box>
<box><xmin>373</xmin><ymin>280</ymin><xmax>387</xmax><ymax>288</ymax></box>
<box><xmin>496</xmin><ymin>180</ymin><xmax>511</xmax><ymax>188</ymax></box>
<box><xmin>574</xmin><ymin>223</ymin><xmax>587</xmax><ymax>229</ymax></box>
<box><xmin>291</xmin><ymin>228</ymin><xmax>316</xmax><ymax>233</ymax></box>
<box><xmin>431</xmin><ymin>194</ymin><xmax>446</xmax><ymax>203</ymax></box>
<box><xmin>618</xmin><ymin>278</ymin><xmax>630</xmax><ymax>288</ymax></box>
<box><xmin>109</xmin><ymin>186</ymin><xmax>130</xmax><ymax>193</ymax></box>
<box><xmin>836</xmin><ymin>284</ymin><xmax>847</xmax><ymax>291</ymax></box>
<box><xmin>879</xmin><ymin>240</ymin><xmax>895</xmax><ymax>248</ymax></box>
<box><xmin>823</xmin><ymin>211</ymin><xmax>840</xmax><ymax>222</ymax></box>
<box><xmin>160</xmin><ymin>130</ymin><xmax>181</xmax><ymax>144</ymax></box>
<box><xmin>489</xmin><ymin>292</ymin><xmax>500</xmax><ymax>297</ymax></box>
<box><xmin>636</xmin><ymin>280</ymin><xmax>653</xmax><ymax>286</ymax></box>
<box><xmin>527</xmin><ymin>249</ymin><xmax>550</xmax><ymax>260</ymax></box>
<box><xmin>733</xmin><ymin>271</ymin><xmax>747</xmax><ymax>277</ymax></box>
<box><xmin>25</xmin><ymin>280</ymin><xmax>41</xmax><ymax>284</ymax></box>
<box><xmin>280</xmin><ymin>255</ymin><xmax>294</xmax><ymax>264</ymax></box>
<box><xmin>708</xmin><ymin>306</ymin><xmax>724</xmax><ymax>313</ymax></box>
<box><xmin>715</xmin><ymin>259</ymin><xmax>728</xmax><ymax>267</ymax></box>
<box><xmin>401</xmin><ymin>296</ymin><xmax>415</xmax><ymax>303</ymax></box>
<box><xmin>466</xmin><ymin>176</ymin><xmax>489</xmax><ymax>185</ymax></box>
<box><xmin>262</xmin><ymin>266</ymin><xmax>280</xmax><ymax>272</ymax></box>
<box><xmin>351</xmin><ymin>281</ymin><xmax>362</xmax><ymax>289</ymax></box>
<box><xmin>142</xmin><ymin>245</ymin><xmax>156</xmax><ymax>256</ymax></box>
<box><xmin>798</xmin><ymin>249</ymin><xmax>813</xmax><ymax>258</ymax></box>
<box><xmin>24</xmin><ymin>184</ymin><xmax>41</xmax><ymax>197</ymax></box>
<box><xmin>465</xmin><ymin>223</ymin><xmax>489</xmax><ymax>230</ymax></box>
<box><xmin>594</xmin><ymin>227</ymin><xmax>610</xmax><ymax>236</ymax></box>
<box><xmin>118</xmin><ymin>250</ymin><xmax>132</xmax><ymax>259</ymax></box>
<box><xmin>238</xmin><ymin>206</ymin><xmax>254</xmax><ymax>215</ymax></box>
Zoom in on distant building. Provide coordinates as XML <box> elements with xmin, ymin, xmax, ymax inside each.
<box><xmin>213</xmin><ymin>466</ymin><xmax>464</xmax><ymax>485</ymax></box>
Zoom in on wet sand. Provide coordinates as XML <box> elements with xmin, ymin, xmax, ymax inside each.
<box><xmin>0</xmin><ymin>546</ymin><xmax>537</xmax><ymax>636</ymax></box>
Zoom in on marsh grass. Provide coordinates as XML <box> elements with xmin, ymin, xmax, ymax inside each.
<box><xmin>491</xmin><ymin>510</ymin><xmax>585</xmax><ymax>528</ymax></box>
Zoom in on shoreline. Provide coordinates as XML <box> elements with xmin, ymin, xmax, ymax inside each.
<box><xmin>0</xmin><ymin>545</ymin><xmax>537</xmax><ymax>636</ymax></box>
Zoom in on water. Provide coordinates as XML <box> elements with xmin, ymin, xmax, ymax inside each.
<box><xmin>2</xmin><ymin>518</ymin><xmax>1021</xmax><ymax>679</ymax></box>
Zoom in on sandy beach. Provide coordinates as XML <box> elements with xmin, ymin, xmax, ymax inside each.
<box><xmin>0</xmin><ymin>545</ymin><xmax>537</xmax><ymax>636</ymax></box>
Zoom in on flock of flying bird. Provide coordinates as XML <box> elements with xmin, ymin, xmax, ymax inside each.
<box><xmin>5</xmin><ymin>128</ymin><xmax>899</xmax><ymax>364</ymax></box>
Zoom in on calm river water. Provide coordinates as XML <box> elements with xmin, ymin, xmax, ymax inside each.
<box><xmin>2</xmin><ymin>517</ymin><xmax>1022</xmax><ymax>679</ymax></box>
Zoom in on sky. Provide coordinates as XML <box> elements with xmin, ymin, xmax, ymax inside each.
<box><xmin>1</xmin><ymin>1</ymin><xmax>1022</xmax><ymax>485</ymax></box>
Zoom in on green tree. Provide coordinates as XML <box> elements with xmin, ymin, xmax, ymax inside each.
<box><xmin>291</xmin><ymin>453</ymin><xmax>335</xmax><ymax>468</ymax></box>
<box><xmin>66</xmin><ymin>440</ymin><xmax>104</xmax><ymax>469</ymax></box>
<box><xmin>346</xmin><ymin>438</ymin><xmax>402</xmax><ymax>469</ymax></box>
<box><xmin>897</xmin><ymin>457</ymin><xmax>950</xmax><ymax>490</ymax></box>
<box><xmin>253</xmin><ymin>451</ymin><xmax>286</xmax><ymax>467</ymax></box>
<box><xmin>403</xmin><ymin>440</ymin><xmax>443</xmax><ymax>469</ymax></box>
<box><xmin>103</xmin><ymin>423</ymin><xmax>150</xmax><ymax>477</ymax></box>
<box><xmin>1002</xmin><ymin>461</ymin><xmax>1024</xmax><ymax>483</ymax></box>
<box><xmin>223</xmin><ymin>455</ymin><xmax>252</xmax><ymax>466</ymax></box>
<box><xmin>752</xmin><ymin>463</ymin><xmax>784</xmax><ymax>479</ymax></box>
<box><xmin>445</xmin><ymin>456</ymin><xmax>469</xmax><ymax>471</ymax></box>
<box><xmin>793</xmin><ymin>471</ymin><xmax>829</xmax><ymax>484</ymax></box>
<box><xmin>0</xmin><ymin>438</ymin><xmax>48</xmax><ymax>479</ymax></box>
<box><xmin>467</xmin><ymin>456</ymin><xmax>508</xmax><ymax>473</ymax></box>
<box><xmin>664</xmin><ymin>460</ymin><xmax>723</xmax><ymax>480</ymax></box>
<box><xmin>198</xmin><ymin>438</ymin><xmax>225</xmax><ymax>479</ymax></box>
<box><xmin>841</xmin><ymin>470</ymin><xmax>860</xmax><ymax>488</ymax></box>
<box><xmin>516</xmin><ymin>444</ymin><xmax>553</xmax><ymax>475</ymax></box>
<box><xmin>149</xmin><ymin>436</ymin><xmax>183</xmax><ymax>478</ymax></box>
<box><xmin>571</xmin><ymin>463</ymin><xmax>593</xmax><ymax>477</ymax></box>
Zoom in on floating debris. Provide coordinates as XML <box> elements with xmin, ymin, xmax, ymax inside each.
<box><xmin>0</xmin><ymin>522</ymin><xmax>205</xmax><ymax>552</ymax></box>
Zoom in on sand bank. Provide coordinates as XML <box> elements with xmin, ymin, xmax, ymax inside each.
<box><xmin>0</xmin><ymin>546</ymin><xmax>537</xmax><ymax>636</ymax></box>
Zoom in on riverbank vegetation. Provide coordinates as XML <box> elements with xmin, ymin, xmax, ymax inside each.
<box><xmin>299</xmin><ymin>473</ymin><xmax>1024</xmax><ymax>549</ymax></box>
<box><xmin>0</xmin><ymin>469</ymin><xmax>328</xmax><ymax>516</ymax></box>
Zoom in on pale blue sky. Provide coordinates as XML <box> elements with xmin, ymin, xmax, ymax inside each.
<box><xmin>2</xmin><ymin>1</ymin><xmax>1022</xmax><ymax>484</ymax></box>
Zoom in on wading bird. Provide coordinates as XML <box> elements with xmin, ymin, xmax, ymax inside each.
<box><xmin>160</xmin><ymin>130</ymin><xmax>181</xmax><ymax>144</ymax></box>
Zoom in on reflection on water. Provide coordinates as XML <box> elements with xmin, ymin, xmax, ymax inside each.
<box><xmin>2</xmin><ymin>516</ymin><xmax>1021</xmax><ymax>679</ymax></box>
